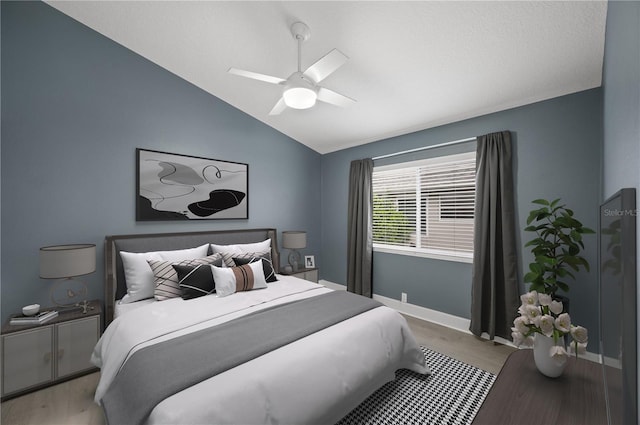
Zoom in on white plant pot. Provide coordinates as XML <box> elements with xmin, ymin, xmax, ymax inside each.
<box><xmin>533</xmin><ymin>334</ymin><xmax>567</xmax><ymax>378</ymax></box>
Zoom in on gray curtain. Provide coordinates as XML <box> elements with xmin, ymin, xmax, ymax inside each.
<box><xmin>347</xmin><ymin>158</ymin><xmax>373</xmax><ymax>297</ymax></box>
<box><xmin>470</xmin><ymin>131</ymin><xmax>519</xmax><ymax>340</ymax></box>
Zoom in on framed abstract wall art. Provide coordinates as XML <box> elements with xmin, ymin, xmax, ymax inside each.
<box><xmin>136</xmin><ymin>148</ymin><xmax>248</xmax><ymax>221</ymax></box>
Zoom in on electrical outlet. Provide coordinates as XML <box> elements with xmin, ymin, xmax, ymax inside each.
<box><xmin>401</xmin><ymin>292</ymin><xmax>407</xmax><ymax>303</ymax></box>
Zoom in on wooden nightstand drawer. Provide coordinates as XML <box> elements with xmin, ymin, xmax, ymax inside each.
<box><xmin>1</xmin><ymin>300</ymin><xmax>102</xmax><ymax>400</ymax></box>
<box><xmin>56</xmin><ymin>316</ymin><xmax>100</xmax><ymax>378</ymax></box>
<box><xmin>2</xmin><ymin>327</ymin><xmax>54</xmax><ymax>395</ymax></box>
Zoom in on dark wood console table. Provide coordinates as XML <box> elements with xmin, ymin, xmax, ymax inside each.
<box><xmin>473</xmin><ymin>349</ymin><xmax>607</xmax><ymax>425</ymax></box>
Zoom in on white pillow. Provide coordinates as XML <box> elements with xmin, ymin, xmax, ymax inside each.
<box><xmin>210</xmin><ymin>239</ymin><xmax>271</xmax><ymax>254</ymax></box>
<box><xmin>212</xmin><ymin>260</ymin><xmax>267</xmax><ymax>298</ymax></box>
<box><xmin>120</xmin><ymin>251</ymin><xmax>162</xmax><ymax>303</ymax></box>
<box><xmin>159</xmin><ymin>244</ymin><xmax>209</xmax><ymax>261</ymax></box>
<box><xmin>120</xmin><ymin>244</ymin><xmax>209</xmax><ymax>303</ymax></box>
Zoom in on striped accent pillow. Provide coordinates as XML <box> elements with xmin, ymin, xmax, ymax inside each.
<box><xmin>219</xmin><ymin>249</ymin><xmax>270</xmax><ymax>267</ymax></box>
<box><xmin>148</xmin><ymin>254</ymin><xmax>222</xmax><ymax>301</ymax></box>
<box><xmin>211</xmin><ymin>260</ymin><xmax>268</xmax><ymax>297</ymax></box>
<box><xmin>232</xmin><ymin>264</ymin><xmax>255</xmax><ymax>292</ymax></box>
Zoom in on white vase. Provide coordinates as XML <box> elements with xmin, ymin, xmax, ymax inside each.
<box><xmin>533</xmin><ymin>334</ymin><xmax>567</xmax><ymax>378</ymax></box>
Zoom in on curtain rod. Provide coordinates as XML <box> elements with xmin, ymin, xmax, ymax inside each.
<box><xmin>372</xmin><ymin>136</ymin><xmax>476</xmax><ymax>161</ymax></box>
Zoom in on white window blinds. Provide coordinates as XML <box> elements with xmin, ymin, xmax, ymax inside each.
<box><xmin>372</xmin><ymin>151</ymin><xmax>476</xmax><ymax>262</ymax></box>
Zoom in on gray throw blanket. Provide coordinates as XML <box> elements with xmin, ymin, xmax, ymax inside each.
<box><xmin>101</xmin><ymin>290</ymin><xmax>382</xmax><ymax>425</ymax></box>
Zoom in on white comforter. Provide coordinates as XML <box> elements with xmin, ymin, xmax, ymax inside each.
<box><xmin>93</xmin><ymin>277</ymin><xmax>429</xmax><ymax>425</ymax></box>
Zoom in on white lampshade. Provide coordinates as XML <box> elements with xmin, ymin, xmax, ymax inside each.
<box><xmin>40</xmin><ymin>244</ymin><xmax>96</xmax><ymax>279</ymax></box>
<box><xmin>282</xmin><ymin>231</ymin><xmax>307</xmax><ymax>249</ymax></box>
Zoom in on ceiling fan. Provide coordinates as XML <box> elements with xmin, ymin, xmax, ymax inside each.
<box><xmin>228</xmin><ymin>21</ymin><xmax>356</xmax><ymax>115</ymax></box>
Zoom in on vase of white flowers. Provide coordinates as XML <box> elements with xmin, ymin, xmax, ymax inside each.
<box><xmin>512</xmin><ymin>290</ymin><xmax>588</xmax><ymax>378</ymax></box>
<box><xmin>533</xmin><ymin>334</ymin><xmax>567</xmax><ymax>378</ymax></box>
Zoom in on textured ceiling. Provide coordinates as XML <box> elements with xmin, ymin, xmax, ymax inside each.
<box><xmin>45</xmin><ymin>1</ymin><xmax>607</xmax><ymax>154</ymax></box>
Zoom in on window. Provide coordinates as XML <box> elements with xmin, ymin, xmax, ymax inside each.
<box><xmin>372</xmin><ymin>151</ymin><xmax>476</xmax><ymax>262</ymax></box>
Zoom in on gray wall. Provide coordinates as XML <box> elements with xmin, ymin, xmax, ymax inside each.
<box><xmin>321</xmin><ymin>89</ymin><xmax>603</xmax><ymax>337</ymax></box>
<box><xmin>601</xmin><ymin>1</ymin><xmax>640</xmax><ymax>421</ymax></box>
<box><xmin>1</xmin><ymin>1</ymin><xmax>321</xmax><ymax>322</ymax></box>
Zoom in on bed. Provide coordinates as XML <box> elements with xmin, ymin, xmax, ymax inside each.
<box><xmin>95</xmin><ymin>228</ymin><xmax>429</xmax><ymax>425</ymax></box>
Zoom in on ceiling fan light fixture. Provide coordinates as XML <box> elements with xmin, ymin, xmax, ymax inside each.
<box><xmin>229</xmin><ymin>21</ymin><xmax>355</xmax><ymax>115</ymax></box>
<box><xmin>283</xmin><ymin>72</ymin><xmax>317</xmax><ymax>109</ymax></box>
<box><xmin>283</xmin><ymin>87</ymin><xmax>317</xmax><ymax>109</ymax></box>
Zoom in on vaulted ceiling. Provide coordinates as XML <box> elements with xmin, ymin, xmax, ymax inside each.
<box><xmin>46</xmin><ymin>1</ymin><xmax>607</xmax><ymax>154</ymax></box>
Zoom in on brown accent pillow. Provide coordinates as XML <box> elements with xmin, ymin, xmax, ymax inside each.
<box><xmin>232</xmin><ymin>264</ymin><xmax>255</xmax><ymax>292</ymax></box>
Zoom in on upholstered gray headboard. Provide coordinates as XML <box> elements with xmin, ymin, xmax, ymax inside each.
<box><xmin>104</xmin><ymin>228</ymin><xmax>279</xmax><ymax>325</ymax></box>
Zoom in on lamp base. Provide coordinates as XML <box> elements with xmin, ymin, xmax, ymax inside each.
<box><xmin>75</xmin><ymin>299</ymin><xmax>94</xmax><ymax>314</ymax></box>
<box><xmin>288</xmin><ymin>250</ymin><xmax>302</xmax><ymax>272</ymax></box>
<box><xmin>50</xmin><ymin>277</ymin><xmax>89</xmax><ymax>308</ymax></box>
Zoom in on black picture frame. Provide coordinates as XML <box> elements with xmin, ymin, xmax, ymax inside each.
<box><xmin>136</xmin><ymin>148</ymin><xmax>248</xmax><ymax>221</ymax></box>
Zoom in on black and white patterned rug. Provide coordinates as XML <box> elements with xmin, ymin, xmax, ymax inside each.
<box><xmin>336</xmin><ymin>346</ymin><xmax>496</xmax><ymax>425</ymax></box>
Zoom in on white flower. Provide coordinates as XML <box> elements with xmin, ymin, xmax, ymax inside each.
<box><xmin>512</xmin><ymin>330</ymin><xmax>525</xmax><ymax>347</ymax></box>
<box><xmin>571</xmin><ymin>325</ymin><xmax>588</xmax><ymax>344</ymax></box>
<box><xmin>517</xmin><ymin>304</ymin><xmax>530</xmax><ymax>320</ymax></box>
<box><xmin>569</xmin><ymin>341</ymin><xmax>588</xmax><ymax>355</ymax></box>
<box><xmin>549</xmin><ymin>300</ymin><xmax>564</xmax><ymax>315</ymax></box>
<box><xmin>555</xmin><ymin>313</ymin><xmax>572</xmax><ymax>333</ymax></box>
<box><xmin>513</xmin><ymin>316</ymin><xmax>529</xmax><ymax>334</ymax></box>
<box><xmin>520</xmin><ymin>290</ymin><xmax>538</xmax><ymax>306</ymax></box>
<box><xmin>524</xmin><ymin>304</ymin><xmax>542</xmax><ymax>322</ymax></box>
<box><xmin>549</xmin><ymin>345</ymin><xmax>568</xmax><ymax>364</ymax></box>
<box><xmin>538</xmin><ymin>315</ymin><xmax>555</xmax><ymax>337</ymax></box>
<box><xmin>538</xmin><ymin>293</ymin><xmax>552</xmax><ymax>306</ymax></box>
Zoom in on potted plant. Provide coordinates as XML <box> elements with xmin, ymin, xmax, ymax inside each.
<box><xmin>523</xmin><ymin>198</ymin><xmax>595</xmax><ymax>297</ymax></box>
<box><xmin>512</xmin><ymin>198</ymin><xmax>595</xmax><ymax>376</ymax></box>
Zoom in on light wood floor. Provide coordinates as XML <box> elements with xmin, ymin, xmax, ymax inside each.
<box><xmin>402</xmin><ymin>314</ymin><xmax>516</xmax><ymax>375</ymax></box>
<box><xmin>0</xmin><ymin>315</ymin><xmax>515</xmax><ymax>425</ymax></box>
<box><xmin>1</xmin><ymin>372</ymin><xmax>104</xmax><ymax>425</ymax></box>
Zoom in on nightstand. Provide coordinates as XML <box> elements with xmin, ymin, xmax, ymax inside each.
<box><xmin>280</xmin><ymin>267</ymin><xmax>318</xmax><ymax>282</ymax></box>
<box><xmin>1</xmin><ymin>300</ymin><xmax>102</xmax><ymax>400</ymax></box>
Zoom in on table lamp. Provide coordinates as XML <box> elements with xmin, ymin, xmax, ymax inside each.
<box><xmin>282</xmin><ymin>231</ymin><xmax>306</xmax><ymax>272</ymax></box>
<box><xmin>40</xmin><ymin>244</ymin><xmax>96</xmax><ymax>313</ymax></box>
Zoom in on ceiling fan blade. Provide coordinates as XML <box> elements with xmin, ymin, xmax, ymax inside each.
<box><xmin>228</xmin><ymin>68</ymin><xmax>286</xmax><ymax>85</ymax></box>
<box><xmin>317</xmin><ymin>87</ymin><xmax>356</xmax><ymax>108</ymax></box>
<box><xmin>268</xmin><ymin>98</ymin><xmax>287</xmax><ymax>115</ymax></box>
<box><xmin>303</xmin><ymin>49</ymin><xmax>348</xmax><ymax>83</ymax></box>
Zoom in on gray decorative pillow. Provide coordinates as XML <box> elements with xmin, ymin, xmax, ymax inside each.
<box><xmin>148</xmin><ymin>254</ymin><xmax>222</xmax><ymax>301</ymax></box>
<box><xmin>219</xmin><ymin>249</ymin><xmax>270</xmax><ymax>267</ymax></box>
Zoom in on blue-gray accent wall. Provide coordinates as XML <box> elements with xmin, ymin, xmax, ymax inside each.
<box><xmin>1</xmin><ymin>0</ymin><xmax>617</xmax><ymax>357</ymax></box>
<box><xmin>321</xmin><ymin>89</ymin><xmax>603</xmax><ymax>338</ymax></box>
<box><xmin>1</xmin><ymin>1</ymin><xmax>321</xmax><ymax>322</ymax></box>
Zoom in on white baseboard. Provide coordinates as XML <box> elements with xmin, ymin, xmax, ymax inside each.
<box><xmin>320</xmin><ymin>279</ymin><xmax>477</xmax><ymax>335</ymax></box>
<box><xmin>319</xmin><ymin>279</ymin><xmax>600</xmax><ymax>363</ymax></box>
<box><xmin>319</xmin><ymin>280</ymin><xmax>348</xmax><ymax>292</ymax></box>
